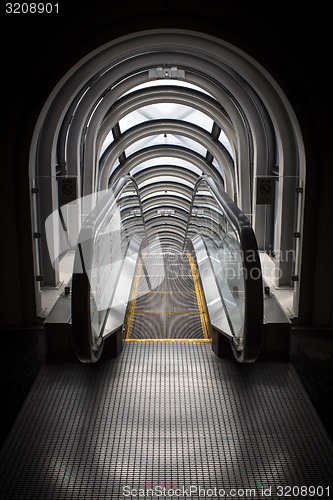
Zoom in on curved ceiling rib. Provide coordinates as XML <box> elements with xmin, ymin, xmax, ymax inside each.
<box><xmin>75</xmin><ymin>54</ymin><xmax>255</xmax><ymax>209</ymax></box>
<box><xmin>107</xmin><ymin>145</ymin><xmax>224</xmax><ymax>186</ymax></box>
<box><xmin>98</xmin><ymin>119</ymin><xmax>235</xmax><ymax>196</ymax></box>
<box><xmin>139</xmin><ymin>181</ymin><xmax>193</xmax><ymax>201</ymax></box>
<box><xmin>133</xmin><ymin>165</ymin><xmax>198</xmax><ymax>186</ymax></box>
<box><xmin>61</xmin><ymin>50</ymin><xmax>275</xmax><ymax>215</ymax></box>
<box><xmin>146</xmin><ymin>222</ymin><xmax>188</xmax><ymax>249</ymax></box>
<box><xmin>143</xmin><ymin>196</ymin><xmax>191</xmax><ymax>214</ymax></box>
<box><xmin>144</xmin><ymin>206</ymin><xmax>188</xmax><ymax>224</ymax></box>
<box><xmin>72</xmin><ymin>59</ymin><xmax>273</xmax><ymax>252</ymax></box>
<box><xmin>95</xmin><ymin>85</ymin><xmax>237</xmax><ymax>155</ymax></box>
<box><xmin>31</xmin><ymin>29</ymin><xmax>303</xmax><ymax>288</ymax></box>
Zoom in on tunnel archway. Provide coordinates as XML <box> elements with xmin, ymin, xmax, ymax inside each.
<box><xmin>29</xmin><ymin>29</ymin><xmax>306</xmax><ymax>317</ymax></box>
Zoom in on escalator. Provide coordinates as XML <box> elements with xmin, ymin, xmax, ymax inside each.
<box><xmin>126</xmin><ymin>253</ymin><xmax>209</xmax><ymax>341</ymax></box>
<box><xmin>0</xmin><ymin>175</ymin><xmax>332</xmax><ymax>499</ymax></box>
<box><xmin>71</xmin><ymin>174</ymin><xmax>263</xmax><ymax>363</ymax></box>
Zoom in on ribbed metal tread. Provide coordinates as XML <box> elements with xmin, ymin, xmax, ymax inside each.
<box><xmin>129</xmin><ymin>253</ymin><xmax>205</xmax><ymax>339</ymax></box>
<box><xmin>0</xmin><ymin>342</ymin><xmax>332</xmax><ymax>499</ymax></box>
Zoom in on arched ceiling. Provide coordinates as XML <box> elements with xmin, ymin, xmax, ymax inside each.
<box><xmin>33</xmin><ymin>30</ymin><xmax>302</xmax><ymax>262</ymax></box>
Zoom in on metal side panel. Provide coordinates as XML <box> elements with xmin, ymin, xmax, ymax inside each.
<box><xmin>44</xmin><ymin>293</ymin><xmax>73</xmax><ymax>358</ymax></box>
<box><xmin>0</xmin><ymin>343</ymin><xmax>332</xmax><ymax>499</ymax></box>
<box><xmin>263</xmin><ymin>285</ymin><xmax>291</xmax><ymax>356</ymax></box>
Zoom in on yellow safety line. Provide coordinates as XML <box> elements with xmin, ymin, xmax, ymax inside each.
<box><xmin>126</xmin><ymin>253</ymin><xmax>210</xmax><ymax>342</ymax></box>
<box><xmin>133</xmin><ymin>311</ymin><xmax>201</xmax><ymax>315</ymax></box>
<box><xmin>126</xmin><ymin>338</ymin><xmax>211</xmax><ymax>343</ymax></box>
<box><xmin>125</xmin><ymin>254</ymin><xmax>145</xmax><ymax>340</ymax></box>
<box><xmin>142</xmin><ymin>290</ymin><xmax>196</xmax><ymax>294</ymax></box>
<box><xmin>187</xmin><ymin>253</ymin><xmax>210</xmax><ymax>339</ymax></box>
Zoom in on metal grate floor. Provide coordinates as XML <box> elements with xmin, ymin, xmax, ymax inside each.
<box><xmin>0</xmin><ymin>342</ymin><xmax>332</xmax><ymax>499</ymax></box>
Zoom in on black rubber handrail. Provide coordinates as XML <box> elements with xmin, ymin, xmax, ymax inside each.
<box><xmin>72</xmin><ymin>175</ymin><xmax>147</xmax><ymax>363</ymax></box>
<box><xmin>184</xmin><ymin>175</ymin><xmax>263</xmax><ymax>362</ymax></box>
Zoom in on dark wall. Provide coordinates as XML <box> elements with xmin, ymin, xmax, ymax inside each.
<box><xmin>0</xmin><ymin>1</ymin><xmax>331</xmax><ymax>326</ymax></box>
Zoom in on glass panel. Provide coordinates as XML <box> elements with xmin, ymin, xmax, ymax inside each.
<box><xmin>211</xmin><ymin>157</ymin><xmax>224</xmax><ymax>178</ymax></box>
<box><xmin>121</xmin><ymin>79</ymin><xmax>213</xmax><ymax>98</ymax></box>
<box><xmin>173</xmin><ymin>135</ymin><xmax>207</xmax><ymax>156</ymax></box>
<box><xmin>109</xmin><ymin>158</ymin><xmax>120</xmax><ymax>177</ymax></box>
<box><xmin>101</xmin><ymin>88</ymin><xmax>217</xmax><ymax>158</ymax></box>
<box><xmin>118</xmin><ymin>108</ymin><xmax>148</xmax><ymax>135</ymax></box>
<box><xmin>130</xmin><ymin>157</ymin><xmax>202</xmax><ymax>176</ymax></box>
<box><xmin>100</xmin><ymin>129</ymin><xmax>115</xmax><ymax>156</ymax></box>
<box><xmin>119</xmin><ymin>104</ymin><xmax>213</xmax><ymax>134</ymax></box>
<box><xmin>187</xmin><ymin>180</ymin><xmax>245</xmax><ymax>345</ymax></box>
<box><xmin>141</xmin><ymin>190</ymin><xmax>191</xmax><ymax>202</ymax></box>
<box><xmin>138</xmin><ymin>176</ymin><xmax>194</xmax><ymax>189</ymax></box>
<box><xmin>218</xmin><ymin>129</ymin><xmax>234</xmax><ymax>158</ymax></box>
<box><xmin>125</xmin><ymin>134</ymin><xmax>207</xmax><ymax>158</ymax></box>
<box><xmin>86</xmin><ymin>179</ymin><xmax>145</xmax><ymax>343</ymax></box>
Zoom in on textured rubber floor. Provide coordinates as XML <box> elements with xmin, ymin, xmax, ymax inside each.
<box><xmin>128</xmin><ymin>254</ymin><xmax>205</xmax><ymax>339</ymax></box>
<box><xmin>0</xmin><ymin>342</ymin><xmax>332</xmax><ymax>499</ymax></box>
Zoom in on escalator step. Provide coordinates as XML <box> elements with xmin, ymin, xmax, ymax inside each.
<box><xmin>128</xmin><ymin>253</ymin><xmax>206</xmax><ymax>340</ymax></box>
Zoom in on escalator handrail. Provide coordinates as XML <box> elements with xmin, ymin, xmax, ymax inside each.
<box><xmin>184</xmin><ymin>175</ymin><xmax>263</xmax><ymax>362</ymax></box>
<box><xmin>184</xmin><ymin>175</ymin><xmax>252</xmax><ymax>246</ymax></box>
<box><xmin>72</xmin><ymin>174</ymin><xmax>147</xmax><ymax>362</ymax></box>
<box><xmin>73</xmin><ymin>174</ymin><xmax>148</xmax><ymax>275</ymax></box>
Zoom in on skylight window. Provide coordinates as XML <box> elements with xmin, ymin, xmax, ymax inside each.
<box><xmin>100</xmin><ymin>129</ymin><xmax>114</xmax><ymax>156</ymax></box>
<box><xmin>218</xmin><ymin>129</ymin><xmax>234</xmax><ymax>158</ymax></box>
<box><xmin>122</xmin><ymin>78</ymin><xmax>212</xmax><ymax>97</ymax></box>
<box><xmin>98</xmin><ymin>75</ymin><xmax>233</xmax><ymax>191</ymax></box>
<box><xmin>124</xmin><ymin>134</ymin><xmax>207</xmax><ymax>158</ymax></box>
<box><xmin>100</xmin><ymin>104</ymin><xmax>214</xmax><ymax>159</ymax></box>
<box><xmin>141</xmin><ymin>190</ymin><xmax>191</xmax><ymax>201</ymax></box>
<box><xmin>119</xmin><ymin>104</ymin><xmax>213</xmax><ymax>134</ymax></box>
<box><xmin>138</xmin><ymin>176</ymin><xmax>194</xmax><ymax>189</ymax></box>
<box><xmin>130</xmin><ymin>158</ymin><xmax>201</xmax><ymax>176</ymax></box>
<box><xmin>212</xmin><ymin>157</ymin><xmax>224</xmax><ymax>177</ymax></box>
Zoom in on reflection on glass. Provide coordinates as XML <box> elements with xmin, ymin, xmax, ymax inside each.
<box><xmin>87</xmin><ymin>179</ymin><xmax>145</xmax><ymax>346</ymax></box>
<box><xmin>187</xmin><ymin>181</ymin><xmax>245</xmax><ymax>345</ymax></box>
